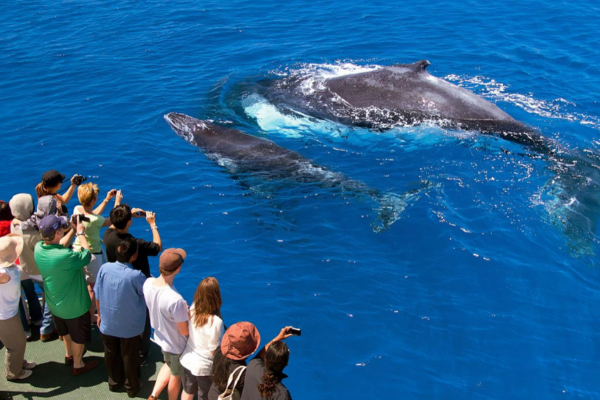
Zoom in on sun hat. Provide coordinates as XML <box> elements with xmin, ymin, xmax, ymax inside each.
<box><xmin>159</xmin><ymin>248</ymin><xmax>187</xmax><ymax>272</ymax></box>
<box><xmin>42</xmin><ymin>170</ymin><xmax>66</xmax><ymax>187</ymax></box>
<box><xmin>221</xmin><ymin>322</ymin><xmax>261</xmax><ymax>360</ymax></box>
<box><xmin>38</xmin><ymin>215</ymin><xmax>69</xmax><ymax>236</ymax></box>
<box><xmin>0</xmin><ymin>233</ymin><xmax>24</xmax><ymax>268</ymax></box>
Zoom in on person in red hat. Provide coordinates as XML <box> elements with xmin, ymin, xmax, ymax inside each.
<box><xmin>144</xmin><ymin>248</ymin><xmax>189</xmax><ymax>400</ymax></box>
<box><xmin>207</xmin><ymin>321</ymin><xmax>262</xmax><ymax>400</ymax></box>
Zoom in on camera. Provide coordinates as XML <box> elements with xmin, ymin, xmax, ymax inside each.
<box><xmin>135</xmin><ymin>211</ymin><xmax>147</xmax><ymax>217</ymax></box>
<box><xmin>72</xmin><ymin>175</ymin><xmax>87</xmax><ymax>185</ymax></box>
<box><xmin>288</xmin><ymin>327</ymin><xmax>301</xmax><ymax>336</ymax></box>
<box><xmin>71</xmin><ymin>214</ymin><xmax>91</xmax><ymax>224</ymax></box>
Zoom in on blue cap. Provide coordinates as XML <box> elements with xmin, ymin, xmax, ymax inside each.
<box><xmin>38</xmin><ymin>215</ymin><xmax>69</xmax><ymax>236</ymax></box>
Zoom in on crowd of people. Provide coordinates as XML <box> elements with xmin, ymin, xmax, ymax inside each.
<box><xmin>0</xmin><ymin>170</ymin><xmax>296</xmax><ymax>400</ymax></box>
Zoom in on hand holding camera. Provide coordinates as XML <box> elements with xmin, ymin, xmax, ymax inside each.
<box><xmin>69</xmin><ymin>214</ymin><xmax>88</xmax><ymax>234</ymax></box>
<box><xmin>275</xmin><ymin>326</ymin><xmax>301</xmax><ymax>342</ymax></box>
<box><xmin>106</xmin><ymin>189</ymin><xmax>118</xmax><ymax>200</ymax></box>
<box><xmin>71</xmin><ymin>174</ymin><xmax>87</xmax><ymax>186</ymax></box>
<box><xmin>71</xmin><ymin>214</ymin><xmax>91</xmax><ymax>224</ymax></box>
<box><xmin>131</xmin><ymin>208</ymin><xmax>146</xmax><ymax>218</ymax></box>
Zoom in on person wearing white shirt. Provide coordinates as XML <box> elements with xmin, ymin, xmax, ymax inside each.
<box><xmin>180</xmin><ymin>277</ymin><xmax>225</xmax><ymax>400</ymax></box>
<box><xmin>0</xmin><ymin>234</ymin><xmax>37</xmax><ymax>380</ymax></box>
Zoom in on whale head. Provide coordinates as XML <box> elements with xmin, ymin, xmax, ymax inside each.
<box><xmin>164</xmin><ymin>112</ymin><xmax>211</xmax><ymax>146</ymax></box>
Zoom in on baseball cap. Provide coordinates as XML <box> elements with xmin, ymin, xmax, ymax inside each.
<box><xmin>42</xmin><ymin>170</ymin><xmax>66</xmax><ymax>187</ymax></box>
<box><xmin>159</xmin><ymin>248</ymin><xmax>187</xmax><ymax>272</ymax></box>
<box><xmin>38</xmin><ymin>215</ymin><xmax>69</xmax><ymax>236</ymax></box>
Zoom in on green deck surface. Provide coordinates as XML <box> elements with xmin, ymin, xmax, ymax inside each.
<box><xmin>0</xmin><ymin>326</ymin><xmax>168</xmax><ymax>399</ymax></box>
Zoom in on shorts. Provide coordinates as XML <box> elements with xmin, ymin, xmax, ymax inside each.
<box><xmin>162</xmin><ymin>351</ymin><xmax>184</xmax><ymax>377</ymax></box>
<box><xmin>53</xmin><ymin>312</ymin><xmax>91</xmax><ymax>344</ymax></box>
<box><xmin>84</xmin><ymin>253</ymin><xmax>104</xmax><ymax>284</ymax></box>
<box><xmin>182</xmin><ymin>367</ymin><xmax>212</xmax><ymax>397</ymax></box>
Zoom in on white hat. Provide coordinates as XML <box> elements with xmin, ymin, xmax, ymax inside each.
<box><xmin>0</xmin><ymin>233</ymin><xmax>24</xmax><ymax>268</ymax></box>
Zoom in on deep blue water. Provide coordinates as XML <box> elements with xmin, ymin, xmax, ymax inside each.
<box><xmin>2</xmin><ymin>0</ymin><xmax>600</xmax><ymax>398</ymax></box>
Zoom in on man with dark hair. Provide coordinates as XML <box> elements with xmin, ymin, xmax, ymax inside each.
<box><xmin>103</xmin><ymin>203</ymin><xmax>161</xmax><ymax>363</ymax></box>
<box><xmin>104</xmin><ymin>204</ymin><xmax>161</xmax><ymax>279</ymax></box>
<box><xmin>94</xmin><ymin>237</ymin><xmax>147</xmax><ymax>398</ymax></box>
<box><xmin>34</xmin><ymin>215</ymin><xmax>98</xmax><ymax>376</ymax></box>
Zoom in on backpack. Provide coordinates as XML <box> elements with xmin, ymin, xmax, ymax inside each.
<box><xmin>218</xmin><ymin>365</ymin><xmax>246</xmax><ymax>400</ymax></box>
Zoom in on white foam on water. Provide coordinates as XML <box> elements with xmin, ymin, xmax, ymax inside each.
<box><xmin>445</xmin><ymin>74</ymin><xmax>600</xmax><ymax>131</ymax></box>
<box><xmin>243</xmin><ymin>92</ymin><xmax>465</xmax><ymax>151</ymax></box>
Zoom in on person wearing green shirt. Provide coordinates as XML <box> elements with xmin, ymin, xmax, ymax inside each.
<box><xmin>34</xmin><ymin>215</ymin><xmax>98</xmax><ymax>376</ymax></box>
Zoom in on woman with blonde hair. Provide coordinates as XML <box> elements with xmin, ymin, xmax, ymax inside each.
<box><xmin>180</xmin><ymin>277</ymin><xmax>224</xmax><ymax>400</ymax></box>
<box><xmin>72</xmin><ymin>182</ymin><xmax>122</xmax><ymax>323</ymax></box>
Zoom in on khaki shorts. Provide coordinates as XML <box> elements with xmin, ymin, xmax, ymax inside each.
<box><xmin>162</xmin><ymin>351</ymin><xmax>184</xmax><ymax>376</ymax></box>
<box><xmin>84</xmin><ymin>253</ymin><xmax>103</xmax><ymax>284</ymax></box>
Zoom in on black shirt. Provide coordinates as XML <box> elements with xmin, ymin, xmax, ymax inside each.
<box><xmin>103</xmin><ymin>227</ymin><xmax>160</xmax><ymax>278</ymax></box>
<box><xmin>208</xmin><ymin>349</ymin><xmax>247</xmax><ymax>400</ymax></box>
<box><xmin>240</xmin><ymin>358</ymin><xmax>291</xmax><ymax>400</ymax></box>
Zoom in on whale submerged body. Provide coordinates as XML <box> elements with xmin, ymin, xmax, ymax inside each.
<box><xmin>164</xmin><ymin>112</ymin><xmax>431</xmax><ymax>232</ymax></box>
<box><xmin>260</xmin><ymin>60</ymin><xmax>550</xmax><ymax>152</ymax></box>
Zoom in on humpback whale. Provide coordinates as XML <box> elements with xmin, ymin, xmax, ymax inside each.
<box><xmin>251</xmin><ymin>63</ymin><xmax>600</xmax><ymax>252</ymax></box>
<box><xmin>259</xmin><ymin>60</ymin><xmax>551</xmax><ymax>152</ymax></box>
<box><xmin>164</xmin><ymin>112</ymin><xmax>431</xmax><ymax>232</ymax></box>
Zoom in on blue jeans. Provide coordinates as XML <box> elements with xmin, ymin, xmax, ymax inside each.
<box><xmin>28</xmin><ymin>277</ymin><xmax>55</xmax><ymax>335</ymax></box>
<box><xmin>19</xmin><ymin>279</ymin><xmax>42</xmax><ymax>334</ymax></box>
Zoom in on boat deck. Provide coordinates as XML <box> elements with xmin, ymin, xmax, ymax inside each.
<box><xmin>0</xmin><ymin>326</ymin><xmax>167</xmax><ymax>399</ymax></box>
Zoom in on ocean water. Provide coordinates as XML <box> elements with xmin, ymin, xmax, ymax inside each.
<box><xmin>1</xmin><ymin>0</ymin><xmax>600</xmax><ymax>398</ymax></box>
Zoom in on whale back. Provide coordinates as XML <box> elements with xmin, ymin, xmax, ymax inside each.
<box><xmin>164</xmin><ymin>113</ymin><xmax>303</xmax><ymax>168</ymax></box>
<box><xmin>324</xmin><ymin>60</ymin><xmax>516</xmax><ymax>123</ymax></box>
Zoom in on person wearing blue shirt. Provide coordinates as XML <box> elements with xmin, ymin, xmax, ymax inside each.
<box><xmin>94</xmin><ymin>237</ymin><xmax>147</xmax><ymax>398</ymax></box>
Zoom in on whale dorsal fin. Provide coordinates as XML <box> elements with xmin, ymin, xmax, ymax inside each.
<box><xmin>389</xmin><ymin>60</ymin><xmax>431</xmax><ymax>74</ymax></box>
<box><xmin>411</xmin><ymin>60</ymin><xmax>431</xmax><ymax>72</ymax></box>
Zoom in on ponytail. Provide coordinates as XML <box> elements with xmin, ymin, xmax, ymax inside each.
<box><xmin>35</xmin><ymin>182</ymin><xmax>48</xmax><ymax>199</ymax></box>
<box><xmin>257</xmin><ymin>341</ymin><xmax>289</xmax><ymax>399</ymax></box>
<box><xmin>258</xmin><ymin>370</ymin><xmax>280</xmax><ymax>399</ymax></box>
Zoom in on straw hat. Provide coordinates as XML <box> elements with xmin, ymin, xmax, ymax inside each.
<box><xmin>0</xmin><ymin>233</ymin><xmax>24</xmax><ymax>268</ymax></box>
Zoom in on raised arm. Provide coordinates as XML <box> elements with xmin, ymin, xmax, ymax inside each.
<box><xmin>93</xmin><ymin>189</ymin><xmax>118</xmax><ymax>215</ymax></box>
<box><xmin>55</xmin><ymin>175</ymin><xmax>79</xmax><ymax>205</ymax></box>
<box><xmin>146</xmin><ymin>212</ymin><xmax>162</xmax><ymax>252</ymax></box>
<box><xmin>256</xmin><ymin>327</ymin><xmax>294</xmax><ymax>360</ymax></box>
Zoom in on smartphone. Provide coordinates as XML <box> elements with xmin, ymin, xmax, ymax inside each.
<box><xmin>135</xmin><ymin>211</ymin><xmax>147</xmax><ymax>217</ymax></box>
<box><xmin>288</xmin><ymin>327</ymin><xmax>301</xmax><ymax>336</ymax></box>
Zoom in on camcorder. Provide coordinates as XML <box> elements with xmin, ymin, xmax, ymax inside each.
<box><xmin>71</xmin><ymin>214</ymin><xmax>91</xmax><ymax>224</ymax></box>
<box><xmin>72</xmin><ymin>174</ymin><xmax>87</xmax><ymax>185</ymax></box>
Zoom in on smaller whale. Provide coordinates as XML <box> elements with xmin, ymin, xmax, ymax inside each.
<box><xmin>259</xmin><ymin>60</ymin><xmax>551</xmax><ymax>152</ymax></box>
<box><xmin>164</xmin><ymin>112</ymin><xmax>431</xmax><ymax>232</ymax></box>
